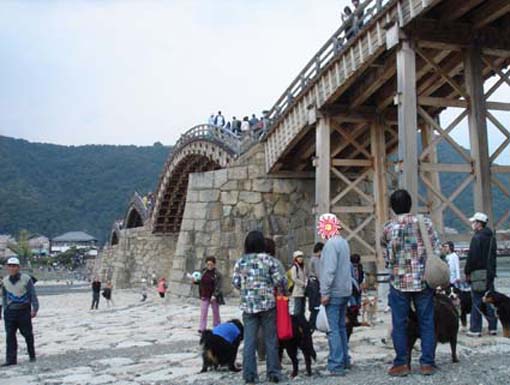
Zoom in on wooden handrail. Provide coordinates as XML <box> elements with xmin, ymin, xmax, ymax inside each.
<box><xmin>266</xmin><ymin>0</ymin><xmax>390</xmax><ymax>126</ymax></box>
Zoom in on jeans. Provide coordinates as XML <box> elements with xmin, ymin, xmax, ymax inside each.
<box><xmin>5</xmin><ymin>307</ymin><xmax>35</xmax><ymax>364</ymax></box>
<box><xmin>470</xmin><ymin>289</ymin><xmax>497</xmax><ymax>333</ymax></box>
<box><xmin>291</xmin><ymin>297</ymin><xmax>305</xmax><ymax>317</ymax></box>
<box><xmin>199</xmin><ymin>298</ymin><xmax>220</xmax><ymax>332</ymax></box>
<box><xmin>325</xmin><ymin>296</ymin><xmax>350</xmax><ymax>374</ymax></box>
<box><xmin>91</xmin><ymin>292</ymin><xmax>100</xmax><ymax>309</ymax></box>
<box><xmin>389</xmin><ymin>285</ymin><xmax>435</xmax><ymax>366</ymax></box>
<box><xmin>242</xmin><ymin>308</ymin><xmax>282</xmax><ymax>383</ymax></box>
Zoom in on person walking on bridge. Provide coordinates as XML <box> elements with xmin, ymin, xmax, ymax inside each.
<box><xmin>2</xmin><ymin>257</ymin><xmax>39</xmax><ymax>366</ymax></box>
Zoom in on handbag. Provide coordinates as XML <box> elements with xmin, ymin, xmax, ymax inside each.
<box><xmin>316</xmin><ymin>304</ymin><xmax>330</xmax><ymax>333</ymax></box>
<box><xmin>276</xmin><ymin>295</ymin><xmax>293</xmax><ymax>340</ymax></box>
<box><xmin>470</xmin><ymin>270</ymin><xmax>488</xmax><ymax>292</ymax></box>
<box><xmin>418</xmin><ymin>215</ymin><xmax>450</xmax><ymax>289</ymax></box>
<box><xmin>470</xmin><ymin>235</ymin><xmax>494</xmax><ymax>292</ymax></box>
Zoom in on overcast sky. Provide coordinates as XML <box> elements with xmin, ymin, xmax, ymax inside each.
<box><xmin>0</xmin><ymin>0</ymin><xmax>351</xmax><ymax>146</ymax></box>
<box><xmin>1</xmin><ymin>0</ymin><xmax>509</xmax><ymax>164</ymax></box>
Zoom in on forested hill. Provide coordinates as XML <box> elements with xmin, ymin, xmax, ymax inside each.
<box><xmin>1</xmin><ymin>134</ymin><xmax>509</xmax><ymax>245</ymax></box>
<box><xmin>0</xmin><ymin>136</ymin><xmax>171</xmax><ymax>243</ymax></box>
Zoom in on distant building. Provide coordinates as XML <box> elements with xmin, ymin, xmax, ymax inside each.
<box><xmin>51</xmin><ymin>231</ymin><xmax>98</xmax><ymax>254</ymax></box>
<box><xmin>29</xmin><ymin>235</ymin><xmax>50</xmax><ymax>256</ymax></box>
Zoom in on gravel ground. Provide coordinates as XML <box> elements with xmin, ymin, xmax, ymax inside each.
<box><xmin>0</xmin><ymin>277</ymin><xmax>508</xmax><ymax>385</ymax></box>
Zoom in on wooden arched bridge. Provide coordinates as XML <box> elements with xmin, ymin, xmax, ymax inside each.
<box><xmin>151</xmin><ymin>124</ymin><xmax>243</xmax><ymax>233</ymax></box>
<box><xmin>263</xmin><ymin>0</ymin><xmax>510</xmax><ymax>267</ymax></box>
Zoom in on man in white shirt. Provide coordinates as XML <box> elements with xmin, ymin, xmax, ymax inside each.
<box><xmin>441</xmin><ymin>241</ymin><xmax>460</xmax><ymax>287</ymax></box>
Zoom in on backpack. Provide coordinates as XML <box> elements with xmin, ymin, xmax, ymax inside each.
<box><xmin>286</xmin><ymin>265</ymin><xmax>297</xmax><ymax>294</ymax></box>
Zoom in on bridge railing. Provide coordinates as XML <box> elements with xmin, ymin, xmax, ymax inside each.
<box><xmin>174</xmin><ymin>123</ymin><xmax>242</xmax><ymax>155</ymax></box>
<box><xmin>266</xmin><ymin>0</ymin><xmax>390</xmax><ymax>126</ymax></box>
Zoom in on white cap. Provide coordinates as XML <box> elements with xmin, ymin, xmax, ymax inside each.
<box><xmin>469</xmin><ymin>212</ymin><xmax>488</xmax><ymax>223</ymax></box>
<box><xmin>293</xmin><ymin>250</ymin><xmax>304</xmax><ymax>259</ymax></box>
<box><xmin>6</xmin><ymin>257</ymin><xmax>20</xmax><ymax>265</ymax></box>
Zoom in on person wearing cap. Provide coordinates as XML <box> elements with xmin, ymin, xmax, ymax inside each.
<box><xmin>465</xmin><ymin>212</ymin><xmax>498</xmax><ymax>337</ymax></box>
<box><xmin>318</xmin><ymin>213</ymin><xmax>352</xmax><ymax>377</ymax></box>
<box><xmin>288</xmin><ymin>250</ymin><xmax>308</xmax><ymax>318</ymax></box>
<box><xmin>2</xmin><ymin>257</ymin><xmax>39</xmax><ymax>366</ymax></box>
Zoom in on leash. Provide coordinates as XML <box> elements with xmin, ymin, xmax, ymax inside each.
<box><xmin>471</xmin><ymin>299</ymin><xmax>498</xmax><ymax>323</ymax></box>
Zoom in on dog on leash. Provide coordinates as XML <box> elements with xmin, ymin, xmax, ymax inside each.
<box><xmin>278</xmin><ymin>314</ymin><xmax>316</xmax><ymax>377</ymax></box>
<box><xmin>407</xmin><ymin>292</ymin><xmax>459</xmax><ymax>366</ymax></box>
<box><xmin>199</xmin><ymin>319</ymin><xmax>243</xmax><ymax>372</ymax></box>
<box><xmin>361</xmin><ymin>296</ymin><xmax>378</xmax><ymax>325</ymax></box>
<box><xmin>483</xmin><ymin>291</ymin><xmax>510</xmax><ymax>338</ymax></box>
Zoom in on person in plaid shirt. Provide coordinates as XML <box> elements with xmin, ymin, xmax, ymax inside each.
<box><xmin>232</xmin><ymin>230</ymin><xmax>287</xmax><ymax>384</ymax></box>
<box><xmin>382</xmin><ymin>189</ymin><xmax>440</xmax><ymax>377</ymax></box>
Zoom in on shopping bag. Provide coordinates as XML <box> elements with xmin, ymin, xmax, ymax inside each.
<box><xmin>276</xmin><ymin>295</ymin><xmax>293</xmax><ymax>340</ymax></box>
<box><xmin>316</xmin><ymin>304</ymin><xmax>330</xmax><ymax>333</ymax></box>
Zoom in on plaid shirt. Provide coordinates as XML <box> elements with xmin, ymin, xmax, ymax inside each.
<box><xmin>382</xmin><ymin>214</ymin><xmax>440</xmax><ymax>292</ymax></box>
<box><xmin>232</xmin><ymin>253</ymin><xmax>287</xmax><ymax>314</ymax></box>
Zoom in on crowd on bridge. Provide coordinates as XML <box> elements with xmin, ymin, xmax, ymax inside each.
<box><xmin>208</xmin><ymin>110</ymin><xmax>270</xmax><ymax>141</ymax></box>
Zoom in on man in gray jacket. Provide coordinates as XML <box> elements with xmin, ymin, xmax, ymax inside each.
<box><xmin>319</xmin><ymin>213</ymin><xmax>352</xmax><ymax>376</ymax></box>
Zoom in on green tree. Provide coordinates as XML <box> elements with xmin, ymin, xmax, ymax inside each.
<box><xmin>7</xmin><ymin>229</ymin><xmax>33</xmax><ymax>266</ymax></box>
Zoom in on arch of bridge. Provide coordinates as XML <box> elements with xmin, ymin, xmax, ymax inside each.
<box><xmin>124</xmin><ymin>192</ymin><xmax>149</xmax><ymax>229</ymax></box>
<box><xmin>151</xmin><ymin>124</ymin><xmax>240</xmax><ymax>234</ymax></box>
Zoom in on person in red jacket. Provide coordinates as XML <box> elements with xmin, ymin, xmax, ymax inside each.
<box><xmin>157</xmin><ymin>277</ymin><xmax>168</xmax><ymax>299</ymax></box>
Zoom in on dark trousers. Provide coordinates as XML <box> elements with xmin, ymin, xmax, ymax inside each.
<box><xmin>91</xmin><ymin>292</ymin><xmax>100</xmax><ymax>309</ymax></box>
<box><xmin>5</xmin><ymin>308</ymin><xmax>35</xmax><ymax>364</ymax></box>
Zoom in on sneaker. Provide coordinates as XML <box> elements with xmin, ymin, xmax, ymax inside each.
<box><xmin>420</xmin><ymin>365</ymin><xmax>436</xmax><ymax>376</ymax></box>
<box><xmin>466</xmin><ymin>331</ymin><xmax>481</xmax><ymax>337</ymax></box>
<box><xmin>388</xmin><ymin>365</ymin><xmax>409</xmax><ymax>377</ymax></box>
<box><xmin>267</xmin><ymin>376</ymin><xmax>280</xmax><ymax>383</ymax></box>
<box><xmin>29</xmin><ymin>357</ymin><xmax>36</xmax><ymax>363</ymax></box>
<box><xmin>489</xmin><ymin>330</ymin><xmax>497</xmax><ymax>336</ymax></box>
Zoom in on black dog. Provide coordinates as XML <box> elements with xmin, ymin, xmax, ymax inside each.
<box><xmin>483</xmin><ymin>291</ymin><xmax>510</xmax><ymax>338</ymax></box>
<box><xmin>346</xmin><ymin>305</ymin><xmax>368</xmax><ymax>341</ymax></box>
<box><xmin>278</xmin><ymin>315</ymin><xmax>316</xmax><ymax>377</ymax></box>
<box><xmin>407</xmin><ymin>292</ymin><xmax>459</xmax><ymax>367</ymax></box>
<box><xmin>199</xmin><ymin>319</ymin><xmax>243</xmax><ymax>372</ymax></box>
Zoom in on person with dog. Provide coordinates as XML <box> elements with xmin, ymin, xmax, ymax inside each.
<box><xmin>465</xmin><ymin>212</ymin><xmax>498</xmax><ymax>337</ymax></box>
<box><xmin>382</xmin><ymin>189</ymin><xmax>440</xmax><ymax>377</ymax></box>
<box><xmin>288</xmin><ymin>250</ymin><xmax>308</xmax><ymax>317</ymax></box>
<box><xmin>194</xmin><ymin>257</ymin><xmax>224</xmax><ymax>334</ymax></box>
<box><xmin>2</xmin><ymin>257</ymin><xmax>39</xmax><ymax>366</ymax></box>
<box><xmin>232</xmin><ymin>230</ymin><xmax>287</xmax><ymax>384</ymax></box>
<box><xmin>318</xmin><ymin>213</ymin><xmax>352</xmax><ymax>377</ymax></box>
<box><xmin>307</xmin><ymin>242</ymin><xmax>323</xmax><ymax>332</ymax></box>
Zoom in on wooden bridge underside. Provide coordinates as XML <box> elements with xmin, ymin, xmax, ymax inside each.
<box><xmin>264</xmin><ymin>0</ymin><xmax>510</xmax><ymax>265</ymax></box>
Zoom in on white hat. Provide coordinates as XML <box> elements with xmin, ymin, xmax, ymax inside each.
<box><xmin>293</xmin><ymin>250</ymin><xmax>304</xmax><ymax>259</ymax></box>
<box><xmin>6</xmin><ymin>257</ymin><xmax>20</xmax><ymax>265</ymax></box>
<box><xmin>469</xmin><ymin>212</ymin><xmax>488</xmax><ymax>223</ymax></box>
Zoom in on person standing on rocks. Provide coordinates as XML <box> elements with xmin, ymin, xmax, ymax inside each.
<box><xmin>288</xmin><ymin>250</ymin><xmax>308</xmax><ymax>317</ymax></box>
<box><xmin>233</xmin><ymin>231</ymin><xmax>287</xmax><ymax>384</ymax></box>
<box><xmin>465</xmin><ymin>212</ymin><xmax>498</xmax><ymax>337</ymax></box>
<box><xmin>2</xmin><ymin>257</ymin><xmax>39</xmax><ymax>366</ymax></box>
<box><xmin>194</xmin><ymin>257</ymin><xmax>223</xmax><ymax>333</ymax></box>
<box><xmin>307</xmin><ymin>242</ymin><xmax>323</xmax><ymax>333</ymax></box>
<box><xmin>318</xmin><ymin>213</ymin><xmax>352</xmax><ymax>377</ymax></box>
<box><xmin>102</xmin><ymin>281</ymin><xmax>114</xmax><ymax>307</ymax></box>
<box><xmin>157</xmin><ymin>277</ymin><xmax>168</xmax><ymax>299</ymax></box>
<box><xmin>91</xmin><ymin>277</ymin><xmax>101</xmax><ymax>310</ymax></box>
<box><xmin>382</xmin><ymin>189</ymin><xmax>440</xmax><ymax>377</ymax></box>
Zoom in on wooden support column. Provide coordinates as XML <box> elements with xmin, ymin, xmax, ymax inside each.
<box><xmin>421</xmin><ymin>122</ymin><xmax>445</xmax><ymax>235</ymax></box>
<box><xmin>371</xmin><ymin>120</ymin><xmax>388</xmax><ymax>270</ymax></box>
<box><xmin>464</xmin><ymin>46</ymin><xmax>494</xmax><ymax>226</ymax></box>
<box><xmin>315</xmin><ymin>116</ymin><xmax>331</xmax><ymax>228</ymax></box>
<box><xmin>396</xmin><ymin>39</ymin><xmax>419</xmax><ymax>213</ymax></box>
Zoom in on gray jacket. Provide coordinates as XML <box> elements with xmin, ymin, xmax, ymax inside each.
<box><xmin>319</xmin><ymin>235</ymin><xmax>352</xmax><ymax>298</ymax></box>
